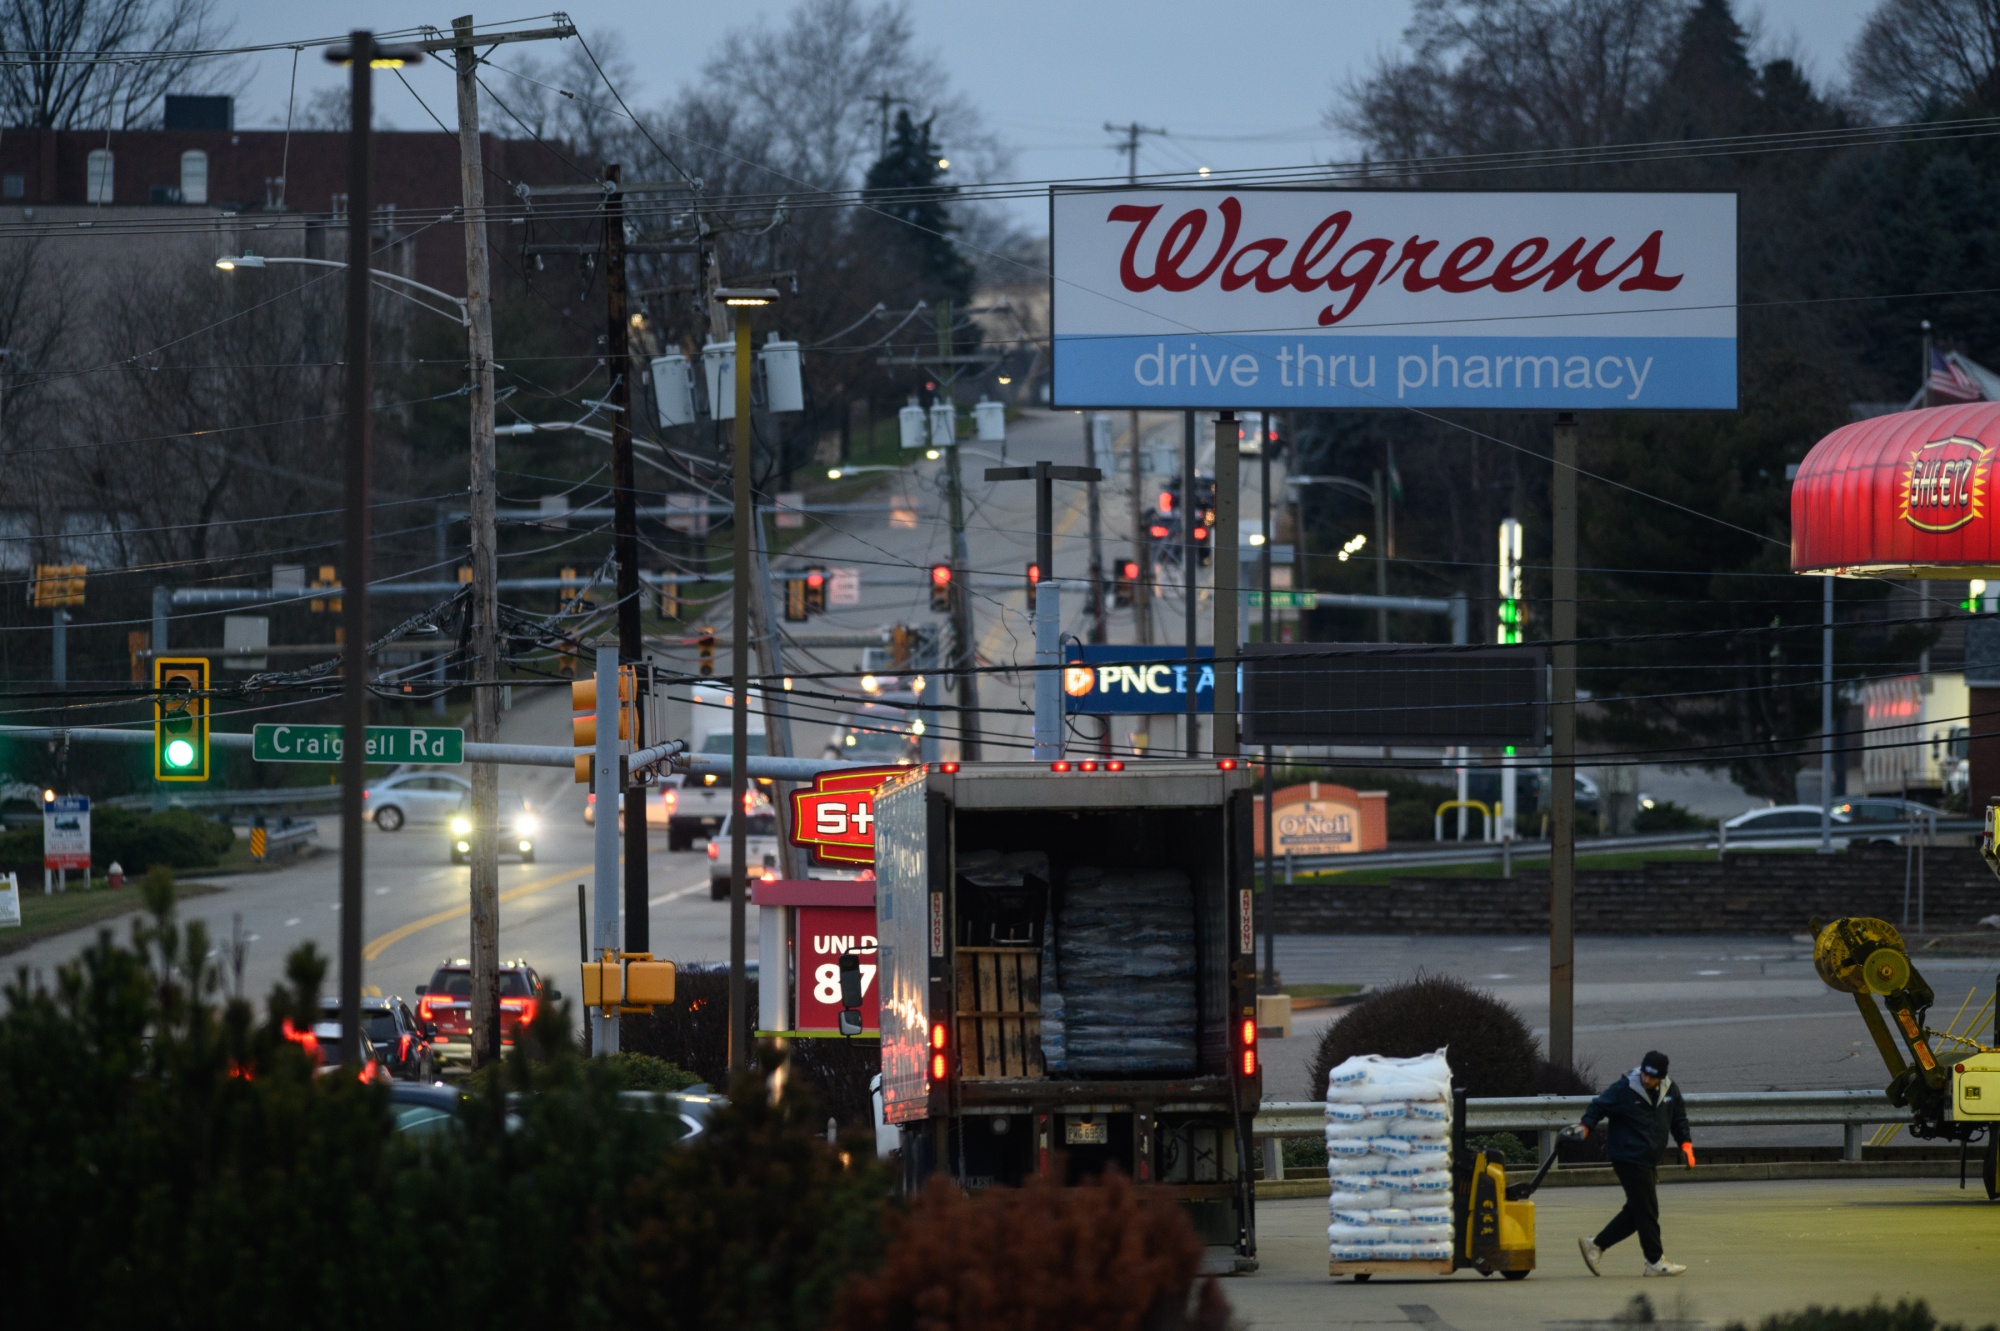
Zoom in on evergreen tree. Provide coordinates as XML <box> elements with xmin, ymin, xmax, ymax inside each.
<box><xmin>861</xmin><ymin>109</ymin><xmax>974</xmax><ymax>311</ymax></box>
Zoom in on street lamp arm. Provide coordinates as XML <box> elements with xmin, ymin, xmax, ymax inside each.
<box><xmin>1289</xmin><ymin>474</ymin><xmax>1377</xmax><ymax>504</ymax></box>
<box><xmin>215</xmin><ymin>254</ymin><xmax>470</xmax><ymax>326</ymax></box>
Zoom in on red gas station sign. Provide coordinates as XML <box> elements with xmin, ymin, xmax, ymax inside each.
<box><xmin>788</xmin><ymin>766</ymin><xmax>901</xmax><ymax>866</ymax></box>
<box><xmin>1793</xmin><ymin>402</ymin><xmax>2000</xmax><ymax>575</ymax></box>
<box><xmin>793</xmin><ymin>904</ymin><xmax>879</xmax><ymax>1034</ymax></box>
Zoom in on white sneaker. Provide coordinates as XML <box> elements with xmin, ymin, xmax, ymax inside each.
<box><xmin>1644</xmin><ymin>1258</ymin><xmax>1687</xmax><ymax>1277</ymax></box>
<box><xmin>1578</xmin><ymin>1237</ymin><xmax>1603</xmax><ymax>1275</ymax></box>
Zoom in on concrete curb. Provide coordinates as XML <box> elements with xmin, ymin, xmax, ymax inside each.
<box><xmin>1256</xmin><ymin>1159</ymin><xmax>1966</xmax><ymax>1200</ymax></box>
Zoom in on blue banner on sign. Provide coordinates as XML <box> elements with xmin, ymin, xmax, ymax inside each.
<box><xmin>1054</xmin><ymin>335</ymin><xmax>1736</xmax><ymax>412</ymax></box>
<box><xmin>1063</xmin><ymin>645</ymin><xmax>1234</xmax><ymax>715</ymax></box>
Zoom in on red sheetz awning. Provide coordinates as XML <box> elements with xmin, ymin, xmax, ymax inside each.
<box><xmin>1792</xmin><ymin>402</ymin><xmax>2000</xmax><ymax>576</ymax></box>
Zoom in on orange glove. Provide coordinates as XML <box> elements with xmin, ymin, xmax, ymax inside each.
<box><xmin>1680</xmin><ymin>1142</ymin><xmax>1696</xmax><ymax>1168</ymax></box>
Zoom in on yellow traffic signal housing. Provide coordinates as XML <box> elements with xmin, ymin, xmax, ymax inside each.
<box><xmin>784</xmin><ymin>576</ymin><xmax>809</xmax><ymax>623</ymax></box>
<box><xmin>29</xmin><ymin>564</ymin><xmax>86</xmax><ymax>609</ymax></box>
<box><xmin>697</xmin><ymin>627</ymin><xmax>716</xmax><ymax>677</ymax></box>
<box><xmin>582</xmin><ymin>951</ymin><xmax>676</xmax><ymax>1012</ymax></box>
<box><xmin>154</xmin><ymin>657</ymin><xmax>210</xmax><ymax>781</ymax></box>
<box><xmin>570</xmin><ymin>667</ymin><xmax>637</xmax><ymax>781</ymax></box>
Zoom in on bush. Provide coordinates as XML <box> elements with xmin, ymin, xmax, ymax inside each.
<box><xmin>604</xmin><ymin>1050</ymin><xmax>703</xmax><ymax>1091</ymax></box>
<box><xmin>1307</xmin><ymin>973</ymin><xmax>1540</xmax><ymax>1099</ymax></box>
<box><xmin>1722</xmin><ymin>1301</ymin><xmax>1993</xmax><ymax>1331</ymax></box>
<box><xmin>828</xmin><ymin>1172</ymin><xmax>1231</xmax><ymax>1331</ymax></box>
<box><xmin>622</xmin><ymin>965</ymin><xmax>744</xmax><ymax>1087</ymax></box>
<box><xmin>91</xmin><ymin>805</ymin><xmax>235</xmax><ymax>872</ymax></box>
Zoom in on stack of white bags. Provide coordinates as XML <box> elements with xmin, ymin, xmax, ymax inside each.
<box><xmin>1325</xmin><ymin>1049</ymin><xmax>1456</xmax><ymax>1265</ymax></box>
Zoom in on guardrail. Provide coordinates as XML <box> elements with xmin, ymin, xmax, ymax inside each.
<box><xmin>101</xmin><ymin>786</ymin><xmax>344</xmax><ymax>812</ymax></box>
<box><xmin>1251</xmin><ymin>1090</ymin><xmax>1900</xmax><ymax>1178</ymax></box>
<box><xmin>1270</xmin><ymin>819</ymin><xmax>1977</xmax><ymax>877</ymax></box>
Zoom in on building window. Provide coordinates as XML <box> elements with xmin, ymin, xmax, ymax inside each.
<box><xmin>179</xmin><ymin>150</ymin><xmax>207</xmax><ymax>205</ymax></box>
<box><xmin>1</xmin><ymin>174</ymin><xmax>22</xmax><ymax>200</ymax></box>
<box><xmin>86</xmin><ymin>149</ymin><xmax>113</xmax><ymax>203</ymax></box>
<box><xmin>0</xmin><ymin>510</ymin><xmax>30</xmax><ymax>572</ymax></box>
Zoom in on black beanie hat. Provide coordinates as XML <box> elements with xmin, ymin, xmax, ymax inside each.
<box><xmin>1640</xmin><ymin>1051</ymin><xmax>1670</xmax><ymax>1077</ymax></box>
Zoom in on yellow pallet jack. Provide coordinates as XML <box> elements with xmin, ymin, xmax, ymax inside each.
<box><xmin>1331</xmin><ymin>1089</ymin><xmax>1549</xmax><ymax>1282</ymax></box>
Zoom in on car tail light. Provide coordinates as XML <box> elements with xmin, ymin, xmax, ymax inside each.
<box><xmin>502</xmin><ymin>997</ymin><xmax>539</xmax><ymax>1028</ymax></box>
<box><xmin>663</xmin><ymin>789</ymin><xmax>677</xmax><ymax>812</ymax></box>
<box><xmin>398</xmin><ymin>1034</ymin><xmax>411</xmax><ymax>1062</ymax></box>
<box><xmin>416</xmin><ymin>996</ymin><xmax>435</xmax><ymax>1023</ymax></box>
<box><xmin>1240</xmin><ymin>1016</ymin><xmax>1258</xmax><ymax>1078</ymax></box>
<box><xmin>281</xmin><ymin>1017</ymin><xmax>318</xmax><ymax>1059</ymax></box>
<box><xmin>707</xmin><ymin>842</ymin><xmax>719</xmax><ymax>860</ymax></box>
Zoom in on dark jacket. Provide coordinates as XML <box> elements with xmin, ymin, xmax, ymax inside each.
<box><xmin>1581</xmin><ymin>1068</ymin><xmax>1692</xmax><ymax>1165</ymax></box>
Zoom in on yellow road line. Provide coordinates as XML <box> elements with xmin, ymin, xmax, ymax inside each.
<box><xmin>362</xmin><ymin>865</ymin><xmax>586</xmax><ymax>961</ymax></box>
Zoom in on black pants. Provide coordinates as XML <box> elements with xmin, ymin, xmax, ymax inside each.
<box><xmin>1595</xmin><ymin>1161</ymin><xmax>1662</xmax><ymax>1263</ymax></box>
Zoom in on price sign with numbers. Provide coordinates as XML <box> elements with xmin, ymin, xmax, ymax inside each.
<box><xmin>788</xmin><ymin>766</ymin><xmax>903</xmax><ymax>866</ymax></box>
<box><xmin>793</xmin><ymin>905</ymin><xmax>879</xmax><ymax>1034</ymax></box>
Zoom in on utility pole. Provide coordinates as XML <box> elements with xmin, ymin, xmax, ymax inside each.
<box><xmin>934</xmin><ymin>300</ymin><xmax>982</xmax><ymax>759</ymax></box>
<box><xmin>987</xmin><ymin>461</ymin><xmax>1103</xmax><ymax>761</ymax></box>
<box><xmin>1213</xmin><ymin>410</ymin><xmax>1240</xmax><ymax>756</ymax></box>
<box><xmin>1372</xmin><ymin>467</ymin><xmax>1389</xmax><ymax>641</ymax></box>
<box><xmin>1260</xmin><ymin>412</ymin><xmax>1276</xmax><ymax>991</ymax></box>
<box><xmin>451</xmin><ymin>13</ymin><xmax>503</xmax><ymax>1070</ymax></box>
<box><xmin>1105</xmin><ymin>121</ymin><xmax>1168</xmax><ymax>185</ymax></box>
<box><xmin>1086</xmin><ymin>416</ymin><xmax>1106</xmax><ymax>647</ymax></box>
<box><xmin>1183</xmin><ymin>411</ymin><xmax>1199</xmax><ymax>758</ymax></box>
<box><xmin>604</xmin><ymin>162</ymin><xmax>650</xmax><ymax>953</ymax></box>
<box><xmin>1109</xmin><ymin>123</ymin><xmax>1165</xmax><ymax>663</ymax></box>
<box><xmin>1548</xmin><ymin>412</ymin><xmax>1578</xmax><ymax>1073</ymax></box>
<box><xmin>873</xmin><ymin>90</ymin><xmax>911</xmax><ymax>156</ymax></box>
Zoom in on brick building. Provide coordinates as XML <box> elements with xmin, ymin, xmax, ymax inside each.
<box><xmin>0</xmin><ymin>96</ymin><xmax>582</xmax><ymax>294</ymax></box>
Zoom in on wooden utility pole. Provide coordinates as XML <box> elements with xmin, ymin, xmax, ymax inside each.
<box><xmin>1548</xmin><ymin>412</ymin><xmax>1579</xmax><ymax>1071</ymax></box>
<box><xmin>447</xmin><ymin>14</ymin><xmax>573</xmax><ymax>1067</ymax></box>
<box><xmin>1213</xmin><ymin>410</ymin><xmax>1240</xmax><ymax>756</ymax></box>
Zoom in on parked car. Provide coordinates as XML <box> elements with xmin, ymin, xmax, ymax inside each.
<box><xmin>389</xmin><ymin>1081</ymin><xmax>468</xmax><ymax>1137</ymax></box>
<box><xmin>317</xmin><ymin>994</ymin><xmax>438</xmax><ymax>1082</ymax></box>
<box><xmin>415</xmin><ymin>959</ymin><xmax>555</xmax><ymax>1067</ymax></box>
<box><xmin>449</xmin><ymin>792</ymin><xmax>538</xmax><ymax>864</ymax></box>
<box><xmin>1722</xmin><ymin>803</ymin><xmax>1851</xmax><ymax>849</ymax></box>
<box><xmin>708</xmin><ymin>810</ymin><xmax>780</xmax><ymax>899</ymax></box>
<box><xmin>1833</xmin><ymin>797</ymin><xmax>1940</xmax><ymax>847</ymax></box>
<box><xmin>290</xmin><ymin>1017</ymin><xmax>392</xmax><ymax>1083</ymax></box>
<box><xmin>363</xmin><ymin>771</ymin><xmax>472</xmax><ymax>831</ymax></box>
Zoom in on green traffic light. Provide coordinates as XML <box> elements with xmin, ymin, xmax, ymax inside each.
<box><xmin>164</xmin><ymin>738</ymin><xmax>197</xmax><ymax>769</ymax></box>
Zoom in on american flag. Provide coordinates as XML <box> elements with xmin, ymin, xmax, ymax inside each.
<box><xmin>1930</xmin><ymin>349</ymin><xmax>1982</xmax><ymax>402</ymax></box>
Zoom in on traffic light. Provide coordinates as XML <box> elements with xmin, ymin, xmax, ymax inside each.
<box><xmin>29</xmin><ymin>564</ymin><xmax>85</xmax><ymax>609</ymax></box>
<box><xmin>309</xmin><ymin>565</ymin><xmax>338</xmax><ymax>614</ymax></box>
<box><xmin>1113</xmin><ymin>559</ymin><xmax>1138</xmax><ymax>608</ymax></box>
<box><xmin>784</xmin><ymin>575</ymin><xmax>810</xmax><ymax>623</ymax></box>
<box><xmin>804</xmin><ymin>565</ymin><xmax>828</xmax><ymax>615</ymax></box>
<box><xmin>1965</xmin><ymin>579</ymin><xmax>1989</xmax><ymax>613</ymax></box>
<box><xmin>929</xmin><ymin>562</ymin><xmax>953</xmax><ymax>613</ymax></box>
<box><xmin>154</xmin><ymin>657</ymin><xmax>210</xmax><ymax>782</ymax></box>
<box><xmin>1497</xmin><ymin>517</ymin><xmax>1523</xmax><ymax>644</ymax></box>
<box><xmin>696</xmin><ymin>627</ymin><xmax>716</xmax><ymax>677</ymax></box>
<box><xmin>1026</xmin><ymin>561</ymin><xmax>1042</xmax><ymax>611</ymax></box>
<box><xmin>658</xmin><ymin>579</ymin><xmax>682</xmax><ymax>620</ymax></box>
<box><xmin>570</xmin><ymin>666</ymin><xmax>636</xmax><ymax>782</ymax></box>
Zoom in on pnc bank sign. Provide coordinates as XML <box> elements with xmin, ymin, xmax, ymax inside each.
<box><xmin>1062</xmin><ymin>645</ymin><xmax>1234</xmax><ymax>715</ymax></box>
<box><xmin>1050</xmin><ymin>188</ymin><xmax>1737</xmax><ymax>412</ymax></box>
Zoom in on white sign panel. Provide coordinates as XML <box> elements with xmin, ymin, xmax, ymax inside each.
<box><xmin>1050</xmin><ymin>188</ymin><xmax>1736</xmax><ymax>411</ymax></box>
<box><xmin>0</xmin><ymin>873</ymin><xmax>19</xmax><ymax>927</ymax></box>
<box><xmin>43</xmin><ymin>795</ymin><xmax>89</xmax><ymax>870</ymax></box>
<box><xmin>828</xmin><ymin>567</ymin><xmax>861</xmax><ymax>607</ymax></box>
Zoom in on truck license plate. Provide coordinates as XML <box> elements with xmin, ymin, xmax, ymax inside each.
<box><xmin>1064</xmin><ymin>1117</ymin><xmax>1108</xmax><ymax>1145</ymax></box>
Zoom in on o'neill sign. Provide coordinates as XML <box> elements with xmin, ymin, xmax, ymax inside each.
<box><xmin>1049</xmin><ymin>189</ymin><xmax>1737</xmax><ymax>411</ymax></box>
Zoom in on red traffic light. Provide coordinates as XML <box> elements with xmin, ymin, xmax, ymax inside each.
<box><xmin>1120</xmin><ymin>560</ymin><xmax>1139</xmax><ymax>579</ymax></box>
<box><xmin>805</xmin><ymin>570</ymin><xmax>825</xmax><ymax>588</ymax></box>
<box><xmin>1159</xmin><ymin>491</ymin><xmax>1174</xmax><ymax>513</ymax></box>
<box><xmin>1192</xmin><ymin>526</ymin><xmax>1208</xmax><ymax>541</ymax></box>
<box><xmin>1027</xmin><ymin>563</ymin><xmax>1042</xmax><ymax>584</ymax></box>
<box><xmin>1149</xmin><ymin>524</ymin><xmax>1170</xmax><ymax>539</ymax></box>
<box><xmin>930</xmin><ymin>563</ymin><xmax>952</xmax><ymax>587</ymax></box>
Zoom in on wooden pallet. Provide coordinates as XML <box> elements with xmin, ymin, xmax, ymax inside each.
<box><xmin>1328</xmin><ymin>1258</ymin><xmax>1455</xmax><ymax>1281</ymax></box>
<box><xmin>955</xmin><ymin>946</ymin><xmax>1043</xmax><ymax>1079</ymax></box>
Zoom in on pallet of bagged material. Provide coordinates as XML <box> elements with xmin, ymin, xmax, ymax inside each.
<box><xmin>1328</xmin><ymin>1258</ymin><xmax>1455</xmax><ymax>1280</ymax></box>
<box><xmin>954</xmin><ymin>946</ymin><xmax>1043</xmax><ymax>1079</ymax></box>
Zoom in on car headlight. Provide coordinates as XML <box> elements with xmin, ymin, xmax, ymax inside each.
<box><xmin>514</xmin><ymin>814</ymin><xmax>538</xmax><ymax>835</ymax></box>
<box><xmin>450</xmin><ymin>816</ymin><xmax>472</xmax><ymax>836</ymax></box>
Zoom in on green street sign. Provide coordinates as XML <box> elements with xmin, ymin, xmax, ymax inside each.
<box><xmin>1248</xmin><ymin>590</ymin><xmax>1319</xmax><ymax>610</ymax></box>
<box><xmin>252</xmin><ymin>724</ymin><xmax>464</xmax><ymax>765</ymax></box>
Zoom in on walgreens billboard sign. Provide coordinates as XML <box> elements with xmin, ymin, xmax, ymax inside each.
<box><xmin>1049</xmin><ymin>189</ymin><xmax>1736</xmax><ymax>411</ymax></box>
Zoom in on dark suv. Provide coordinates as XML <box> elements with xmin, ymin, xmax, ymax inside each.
<box><xmin>416</xmin><ymin>959</ymin><xmax>552</xmax><ymax>1067</ymax></box>
<box><xmin>318</xmin><ymin>994</ymin><xmax>438</xmax><ymax>1082</ymax></box>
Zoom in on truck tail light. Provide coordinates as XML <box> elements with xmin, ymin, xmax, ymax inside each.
<box><xmin>707</xmin><ymin>841</ymin><xmax>719</xmax><ymax>860</ymax></box>
<box><xmin>1106</xmin><ymin>760</ymin><xmax>1124</xmax><ymax>771</ymax></box>
<box><xmin>1217</xmin><ymin>759</ymin><xmax>1238</xmax><ymax>771</ymax></box>
<box><xmin>930</xmin><ymin>1021</ymin><xmax>949</xmax><ymax>1081</ymax></box>
<box><xmin>1239</xmin><ymin>1016</ymin><xmax>1257</xmax><ymax>1078</ymax></box>
<box><xmin>1050</xmin><ymin>761</ymin><xmax>1071</xmax><ymax>772</ymax></box>
<box><xmin>939</xmin><ymin>761</ymin><xmax>960</xmax><ymax>773</ymax></box>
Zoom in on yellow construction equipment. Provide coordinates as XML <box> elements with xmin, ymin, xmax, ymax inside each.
<box><xmin>1809</xmin><ymin>912</ymin><xmax>1999</xmax><ymax>1199</ymax></box>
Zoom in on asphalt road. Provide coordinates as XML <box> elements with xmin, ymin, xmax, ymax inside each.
<box><xmin>1233</xmin><ymin>1179</ymin><xmax>2000</xmax><ymax>1331</ymax></box>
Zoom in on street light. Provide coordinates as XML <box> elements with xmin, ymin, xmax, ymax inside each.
<box><xmin>324</xmin><ymin>29</ymin><xmax>423</xmax><ymax>1073</ymax></box>
<box><xmin>716</xmin><ymin>285</ymin><xmax>780</xmax><ymax>1080</ymax></box>
<box><xmin>826</xmin><ymin>464</ymin><xmax>905</xmax><ymax>480</ymax></box>
<box><xmin>215</xmin><ymin>252</ymin><xmax>469</xmax><ymax>326</ymax></box>
<box><xmin>1287</xmin><ymin>472</ymin><xmax>1388</xmax><ymax>639</ymax></box>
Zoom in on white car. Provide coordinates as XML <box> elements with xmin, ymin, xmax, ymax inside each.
<box><xmin>707</xmin><ymin>810</ymin><xmax>780</xmax><ymax>900</ymax></box>
<box><xmin>1722</xmin><ymin>804</ymin><xmax>1851</xmax><ymax>849</ymax></box>
<box><xmin>362</xmin><ymin>772</ymin><xmax>472</xmax><ymax>831</ymax></box>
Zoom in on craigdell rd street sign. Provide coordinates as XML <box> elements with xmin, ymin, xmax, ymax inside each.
<box><xmin>252</xmin><ymin>724</ymin><xmax>465</xmax><ymax>764</ymax></box>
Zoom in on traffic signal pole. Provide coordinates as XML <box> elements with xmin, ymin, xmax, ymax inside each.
<box><xmin>1548</xmin><ymin>412</ymin><xmax>1578</xmax><ymax>1072</ymax></box>
<box><xmin>452</xmin><ymin>14</ymin><xmax>504</xmax><ymax>1069</ymax></box>
<box><xmin>1214</xmin><ymin>410</ymin><xmax>1240</xmax><ymax>756</ymax></box>
<box><xmin>944</xmin><ymin>442</ymin><xmax>982</xmax><ymax>759</ymax></box>
<box><xmin>1183</xmin><ymin>411</ymin><xmax>1198</xmax><ymax>758</ymax></box>
<box><xmin>604</xmin><ymin>163</ymin><xmax>651</xmax><ymax>953</ymax></box>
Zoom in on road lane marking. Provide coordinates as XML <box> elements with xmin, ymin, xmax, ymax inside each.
<box><xmin>362</xmin><ymin>865</ymin><xmax>586</xmax><ymax>961</ymax></box>
<box><xmin>649</xmin><ymin>881</ymin><xmax>708</xmax><ymax>905</ymax></box>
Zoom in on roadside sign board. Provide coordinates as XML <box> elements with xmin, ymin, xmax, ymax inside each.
<box><xmin>1050</xmin><ymin>188</ymin><xmax>1737</xmax><ymax>411</ymax></box>
<box><xmin>43</xmin><ymin>796</ymin><xmax>89</xmax><ymax>870</ymax></box>
<box><xmin>1061</xmin><ymin>644</ymin><xmax>1225</xmax><ymax>714</ymax></box>
<box><xmin>793</xmin><ymin>904</ymin><xmax>880</xmax><ymax>1035</ymax></box>
<box><xmin>788</xmin><ymin>767</ymin><xmax>903</xmax><ymax>866</ymax></box>
<box><xmin>252</xmin><ymin>724</ymin><xmax>465</xmax><ymax>764</ymax></box>
<box><xmin>0</xmin><ymin>873</ymin><xmax>20</xmax><ymax>927</ymax></box>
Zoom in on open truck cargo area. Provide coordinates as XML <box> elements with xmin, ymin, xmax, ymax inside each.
<box><xmin>874</xmin><ymin>761</ymin><xmax>1262</xmax><ymax>1272</ymax></box>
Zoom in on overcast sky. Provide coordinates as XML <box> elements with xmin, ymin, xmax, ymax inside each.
<box><xmin>216</xmin><ymin>1</ymin><xmax>1882</xmax><ymax>227</ymax></box>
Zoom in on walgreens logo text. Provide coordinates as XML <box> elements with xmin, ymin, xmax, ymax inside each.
<box><xmin>1108</xmin><ymin>197</ymin><xmax>1684</xmax><ymax>326</ymax></box>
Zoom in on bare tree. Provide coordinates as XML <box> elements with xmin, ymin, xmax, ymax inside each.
<box><xmin>1849</xmin><ymin>0</ymin><xmax>2000</xmax><ymax>120</ymax></box>
<box><xmin>0</xmin><ymin>0</ymin><xmax>233</xmax><ymax>129</ymax></box>
<box><xmin>1336</xmin><ymin>0</ymin><xmax>1687</xmax><ymax>162</ymax></box>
